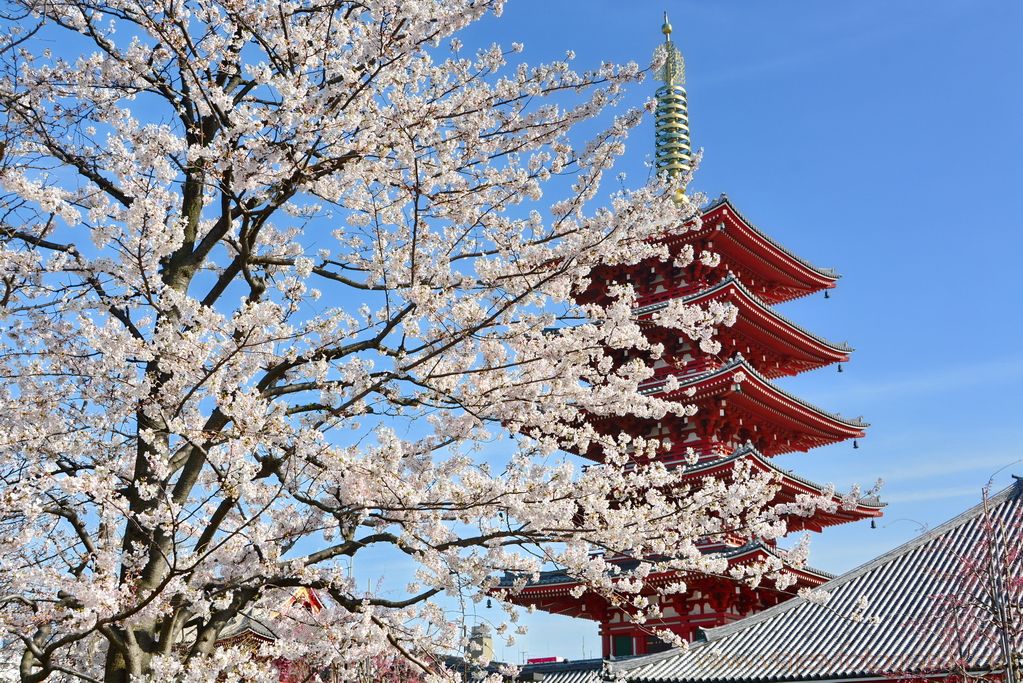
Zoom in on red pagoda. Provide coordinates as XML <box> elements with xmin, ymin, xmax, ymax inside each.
<box><xmin>500</xmin><ymin>16</ymin><xmax>883</xmax><ymax>659</ymax></box>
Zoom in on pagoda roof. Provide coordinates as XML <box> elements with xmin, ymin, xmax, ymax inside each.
<box><xmin>702</xmin><ymin>196</ymin><xmax>839</xmax><ymax>278</ymax></box>
<box><xmin>586</xmin><ymin>443</ymin><xmax>881</xmax><ymax>530</ymax></box>
<box><xmin>678</xmin><ymin>444</ymin><xmax>884</xmax><ymax>529</ymax></box>
<box><xmin>639</xmin><ymin>356</ymin><xmax>867</xmax><ymax>453</ymax></box>
<box><xmin>636</xmin><ymin>275</ymin><xmax>851</xmax><ymax>377</ymax></box>
<box><xmin>641</xmin><ymin>355</ymin><xmax>866</xmax><ymax>426</ymax></box>
<box><xmin>675</xmin><ymin>196</ymin><xmax>839</xmax><ymax>303</ymax></box>
<box><xmin>616</xmin><ymin>480</ymin><xmax>1023</xmax><ymax>683</ymax></box>
<box><xmin>638</xmin><ymin>275</ymin><xmax>851</xmax><ymax>353</ymax></box>
<box><xmin>501</xmin><ymin>541</ymin><xmax>832</xmax><ymax>597</ymax></box>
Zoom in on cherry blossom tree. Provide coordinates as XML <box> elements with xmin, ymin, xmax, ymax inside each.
<box><xmin>0</xmin><ymin>1</ymin><xmax>828</xmax><ymax>681</ymax></box>
<box><xmin>916</xmin><ymin>484</ymin><xmax>1023</xmax><ymax>683</ymax></box>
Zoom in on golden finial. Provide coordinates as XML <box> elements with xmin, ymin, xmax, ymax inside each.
<box><xmin>655</xmin><ymin>14</ymin><xmax>685</xmax><ymax>86</ymax></box>
<box><xmin>653</xmin><ymin>12</ymin><xmax>691</xmax><ymax>181</ymax></box>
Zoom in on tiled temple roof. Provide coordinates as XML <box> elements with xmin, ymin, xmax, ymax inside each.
<box><xmin>615</xmin><ymin>480</ymin><xmax>1023</xmax><ymax>682</ymax></box>
<box><xmin>519</xmin><ymin>658</ymin><xmax>605</xmax><ymax>683</ymax></box>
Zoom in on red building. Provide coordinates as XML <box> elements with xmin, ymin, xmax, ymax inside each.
<box><xmin>500</xmin><ymin>17</ymin><xmax>883</xmax><ymax>659</ymax></box>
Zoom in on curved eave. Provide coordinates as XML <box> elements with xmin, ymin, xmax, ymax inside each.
<box><xmin>641</xmin><ymin>357</ymin><xmax>868</xmax><ymax>435</ymax></box>
<box><xmin>637</xmin><ymin>276</ymin><xmax>852</xmax><ymax>367</ymax></box>
<box><xmin>670</xmin><ymin>197</ymin><xmax>838</xmax><ymax>302</ymax></box>
<box><xmin>681</xmin><ymin>445</ymin><xmax>885</xmax><ymax>523</ymax></box>
<box><xmin>502</xmin><ymin>543</ymin><xmax>832</xmax><ymax>599</ymax></box>
<box><xmin>703</xmin><ymin>196</ymin><xmax>839</xmax><ymax>281</ymax></box>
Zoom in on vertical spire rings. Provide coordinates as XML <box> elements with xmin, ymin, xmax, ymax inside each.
<box><xmin>654</xmin><ymin>13</ymin><xmax>692</xmax><ymax>179</ymax></box>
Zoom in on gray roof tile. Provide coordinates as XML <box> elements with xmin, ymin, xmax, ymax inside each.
<box><xmin>615</xmin><ymin>481</ymin><xmax>1023</xmax><ymax>682</ymax></box>
<box><xmin>217</xmin><ymin>612</ymin><xmax>277</xmax><ymax>642</ymax></box>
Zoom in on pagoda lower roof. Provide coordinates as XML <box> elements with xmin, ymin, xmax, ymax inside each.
<box><xmin>499</xmin><ymin>541</ymin><xmax>832</xmax><ymax>600</ymax></box>
<box><xmin>636</xmin><ymin>275</ymin><xmax>851</xmax><ymax>378</ymax></box>
<box><xmin>671</xmin><ymin>196</ymin><xmax>839</xmax><ymax>304</ymax></box>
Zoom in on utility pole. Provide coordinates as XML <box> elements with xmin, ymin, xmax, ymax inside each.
<box><xmin>982</xmin><ymin>492</ymin><xmax>1018</xmax><ymax>683</ymax></box>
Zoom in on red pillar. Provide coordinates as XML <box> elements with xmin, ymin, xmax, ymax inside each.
<box><xmin>634</xmin><ymin>627</ymin><xmax>647</xmax><ymax>655</ymax></box>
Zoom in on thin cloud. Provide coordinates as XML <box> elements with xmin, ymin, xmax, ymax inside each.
<box><xmin>879</xmin><ymin>452</ymin><xmax>1023</xmax><ymax>484</ymax></box>
<box><xmin>883</xmin><ymin>485</ymin><xmax>985</xmax><ymax>505</ymax></box>
<box><xmin>809</xmin><ymin>356</ymin><xmax>1023</xmax><ymax>404</ymax></box>
<box><xmin>694</xmin><ymin>1</ymin><xmax>975</xmax><ymax>88</ymax></box>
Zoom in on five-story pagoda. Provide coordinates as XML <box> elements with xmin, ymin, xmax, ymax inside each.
<box><xmin>500</xmin><ymin>16</ymin><xmax>883</xmax><ymax>659</ymax></box>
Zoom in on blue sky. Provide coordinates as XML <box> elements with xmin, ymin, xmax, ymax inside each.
<box><xmin>453</xmin><ymin>0</ymin><xmax>1023</xmax><ymax>662</ymax></box>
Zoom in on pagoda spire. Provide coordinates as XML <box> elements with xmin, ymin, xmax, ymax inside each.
<box><xmin>654</xmin><ymin>13</ymin><xmax>692</xmax><ymax>179</ymax></box>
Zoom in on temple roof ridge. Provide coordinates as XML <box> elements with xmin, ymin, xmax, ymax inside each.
<box><xmin>615</xmin><ymin>480</ymin><xmax>1023</xmax><ymax>682</ymax></box>
<box><xmin>701</xmin><ymin>194</ymin><xmax>840</xmax><ymax>280</ymax></box>
<box><xmin>635</xmin><ymin>274</ymin><xmax>854</xmax><ymax>353</ymax></box>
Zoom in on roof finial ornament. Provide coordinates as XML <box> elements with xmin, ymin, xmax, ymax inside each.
<box><xmin>654</xmin><ymin>11</ymin><xmax>692</xmax><ymax>184</ymax></box>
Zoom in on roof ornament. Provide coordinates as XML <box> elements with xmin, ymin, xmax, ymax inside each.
<box><xmin>654</xmin><ymin>12</ymin><xmax>692</xmax><ymax>182</ymax></box>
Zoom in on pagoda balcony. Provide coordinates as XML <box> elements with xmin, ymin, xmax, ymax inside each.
<box><xmin>644</xmin><ymin>355</ymin><xmax>723</xmax><ymax>381</ymax></box>
<box><xmin>577</xmin><ymin>266</ymin><xmax>706</xmax><ymax>309</ymax></box>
